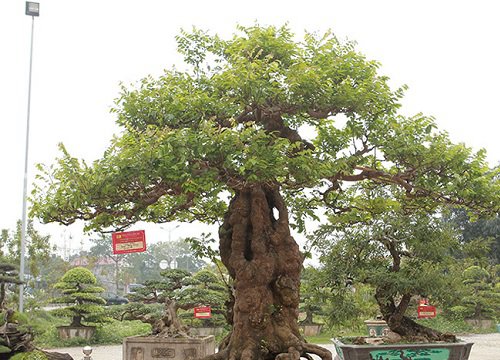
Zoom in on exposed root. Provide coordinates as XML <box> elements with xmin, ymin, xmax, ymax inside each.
<box><xmin>300</xmin><ymin>353</ymin><xmax>314</xmax><ymax>360</ymax></box>
<box><xmin>199</xmin><ymin>342</ymin><xmax>332</xmax><ymax>360</ymax></box>
<box><xmin>202</xmin><ymin>348</ymin><xmax>229</xmax><ymax>360</ymax></box>
<box><xmin>302</xmin><ymin>343</ymin><xmax>332</xmax><ymax>360</ymax></box>
<box><xmin>275</xmin><ymin>347</ymin><xmax>300</xmax><ymax>360</ymax></box>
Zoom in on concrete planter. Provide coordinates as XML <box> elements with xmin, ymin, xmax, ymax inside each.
<box><xmin>465</xmin><ymin>319</ymin><xmax>494</xmax><ymax>329</ymax></box>
<box><xmin>332</xmin><ymin>338</ymin><xmax>473</xmax><ymax>360</ymax></box>
<box><xmin>57</xmin><ymin>325</ymin><xmax>96</xmax><ymax>340</ymax></box>
<box><xmin>123</xmin><ymin>335</ymin><xmax>215</xmax><ymax>360</ymax></box>
<box><xmin>364</xmin><ymin>319</ymin><xmax>390</xmax><ymax>337</ymax></box>
<box><xmin>189</xmin><ymin>327</ymin><xmax>225</xmax><ymax>337</ymax></box>
<box><xmin>299</xmin><ymin>324</ymin><xmax>323</xmax><ymax>336</ymax></box>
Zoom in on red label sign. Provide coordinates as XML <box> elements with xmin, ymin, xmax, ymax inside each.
<box><xmin>194</xmin><ymin>306</ymin><xmax>211</xmax><ymax>319</ymax></box>
<box><xmin>112</xmin><ymin>230</ymin><xmax>146</xmax><ymax>254</ymax></box>
<box><xmin>418</xmin><ymin>305</ymin><xmax>437</xmax><ymax>319</ymax></box>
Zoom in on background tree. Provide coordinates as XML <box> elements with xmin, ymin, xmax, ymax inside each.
<box><xmin>88</xmin><ymin>234</ymin><xmax>129</xmax><ymax>293</ymax></box>
<box><xmin>51</xmin><ymin>267</ymin><xmax>107</xmax><ymax>327</ymax></box>
<box><xmin>446</xmin><ymin>208</ymin><xmax>500</xmax><ymax>264</ymax></box>
<box><xmin>32</xmin><ymin>25</ymin><xmax>500</xmax><ymax>360</ymax></box>
<box><xmin>149</xmin><ymin>238</ymin><xmax>206</xmax><ymax>273</ymax></box>
<box><xmin>0</xmin><ymin>220</ymin><xmax>52</xmax><ymax>286</ymax></box>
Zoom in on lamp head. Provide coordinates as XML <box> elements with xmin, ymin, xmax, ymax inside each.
<box><xmin>25</xmin><ymin>2</ymin><xmax>40</xmax><ymax>16</ymax></box>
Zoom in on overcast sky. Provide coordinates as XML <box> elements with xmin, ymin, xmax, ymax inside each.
<box><xmin>1</xmin><ymin>1</ymin><xmax>499</xmax><ymax>255</ymax></box>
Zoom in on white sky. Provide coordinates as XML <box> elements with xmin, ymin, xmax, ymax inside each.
<box><xmin>1</xmin><ymin>0</ymin><xmax>499</xmax><ymax>255</ymax></box>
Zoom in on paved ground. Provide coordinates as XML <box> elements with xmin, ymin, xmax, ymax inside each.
<box><xmin>48</xmin><ymin>333</ymin><xmax>500</xmax><ymax>360</ymax></box>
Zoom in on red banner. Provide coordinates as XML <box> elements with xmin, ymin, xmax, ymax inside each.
<box><xmin>112</xmin><ymin>230</ymin><xmax>146</xmax><ymax>254</ymax></box>
<box><xmin>194</xmin><ymin>306</ymin><xmax>212</xmax><ymax>319</ymax></box>
<box><xmin>418</xmin><ymin>305</ymin><xmax>437</xmax><ymax>319</ymax></box>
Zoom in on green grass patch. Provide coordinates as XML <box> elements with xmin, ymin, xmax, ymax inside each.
<box><xmin>304</xmin><ymin>333</ymin><xmax>334</xmax><ymax>344</ymax></box>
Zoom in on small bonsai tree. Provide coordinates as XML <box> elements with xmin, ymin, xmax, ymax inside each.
<box><xmin>0</xmin><ymin>261</ymin><xmax>73</xmax><ymax>359</ymax></box>
<box><xmin>118</xmin><ymin>268</ymin><xmax>227</xmax><ymax>337</ymax></box>
<box><xmin>461</xmin><ymin>265</ymin><xmax>500</xmax><ymax>320</ymax></box>
<box><xmin>299</xmin><ymin>266</ymin><xmax>325</xmax><ymax>326</ymax></box>
<box><xmin>0</xmin><ymin>262</ymin><xmax>23</xmax><ymax>310</ymax></box>
<box><xmin>316</xmin><ymin>202</ymin><xmax>461</xmax><ymax>342</ymax></box>
<box><xmin>52</xmin><ymin>267</ymin><xmax>107</xmax><ymax>327</ymax></box>
<box><xmin>178</xmin><ymin>269</ymin><xmax>229</xmax><ymax>328</ymax></box>
<box><xmin>0</xmin><ymin>261</ymin><xmax>33</xmax><ymax>356</ymax></box>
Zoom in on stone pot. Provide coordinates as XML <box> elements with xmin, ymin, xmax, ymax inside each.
<box><xmin>189</xmin><ymin>327</ymin><xmax>225</xmax><ymax>337</ymax></box>
<box><xmin>123</xmin><ymin>335</ymin><xmax>215</xmax><ymax>360</ymax></box>
<box><xmin>465</xmin><ymin>319</ymin><xmax>494</xmax><ymax>329</ymax></box>
<box><xmin>364</xmin><ymin>319</ymin><xmax>390</xmax><ymax>337</ymax></box>
<box><xmin>332</xmin><ymin>338</ymin><xmax>473</xmax><ymax>360</ymax></box>
<box><xmin>57</xmin><ymin>325</ymin><xmax>96</xmax><ymax>340</ymax></box>
<box><xmin>299</xmin><ymin>324</ymin><xmax>323</xmax><ymax>336</ymax></box>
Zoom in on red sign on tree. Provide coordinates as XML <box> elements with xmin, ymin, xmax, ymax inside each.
<box><xmin>417</xmin><ymin>305</ymin><xmax>437</xmax><ymax>319</ymax></box>
<box><xmin>112</xmin><ymin>230</ymin><xmax>146</xmax><ymax>254</ymax></box>
<box><xmin>194</xmin><ymin>306</ymin><xmax>212</xmax><ymax>319</ymax></box>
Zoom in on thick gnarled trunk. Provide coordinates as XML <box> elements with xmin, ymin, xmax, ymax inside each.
<box><xmin>212</xmin><ymin>185</ymin><xmax>330</xmax><ymax>360</ymax></box>
<box><xmin>375</xmin><ymin>288</ymin><xmax>455</xmax><ymax>342</ymax></box>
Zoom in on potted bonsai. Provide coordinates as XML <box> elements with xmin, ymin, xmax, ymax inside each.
<box><xmin>461</xmin><ymin>265</ymin><xmax>499</xmax><ymax>330</ymax></box>
<box><xmin>298</xmin><ymin>266</ymin><xmax>325</xmax><ymax>336</ymax></box>
<box><xmin>180</xmin><ymin>269</ymin><xmax>230</xmax><ymax>337</ymax></box>
<box><xmin>316</xmin><ymin>203</ymin><xmax>474</xmax><ymax>360</ymax></box>
<box><xmin>51</xmin><ymin>267</ymin><xmax>107</xmax><ymax>340</ymax></box>
<box><xmin>115</xmin><ymin>268</ymin><xmax>225</xmax><ymax>360</ymax></box>
<box><xmin>0</xmin><ymin>261</ymin><xmax>73</xmax><ymax>359</ymax></box>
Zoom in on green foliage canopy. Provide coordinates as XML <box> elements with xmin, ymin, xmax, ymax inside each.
<box><xmin>52</xmin><ymin>267</ymin><xmax>107</xmax><ymax>326</ymax></box>
<box><xmin>30</xmin><ymin>25</ymin><xmax>500</xmax><ymax>233</ymax></box>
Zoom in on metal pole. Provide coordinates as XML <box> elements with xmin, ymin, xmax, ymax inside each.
<box><xmin>19</xmin><ymin>14</ymin><xmax>36</xmax><ymax>313</ymax></box>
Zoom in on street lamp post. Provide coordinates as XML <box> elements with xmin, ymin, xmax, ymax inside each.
<box><xmin>20</xmin><ymin>1</ymin><xmax>40</xmax><ymax>312</ymax></box>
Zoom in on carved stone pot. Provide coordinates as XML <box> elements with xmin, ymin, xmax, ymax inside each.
<box><xmin>57</xmin><ymin>325</ymin><xmax>95</xmax><ymax>340</ymax></box>
<box><xmin>332</xmin><ymin>338</ymin><xmax>473</xmax><ymax>360</ymax></box>
<box><xmin>189</xmin><ymin>327</ymin><xmax>225</xmax><ymax>337</ymax></box>
<box><xmin>123</xmin><ymin>335</ymin><xmax>215</xmax><ymax>360</ymax></box>
<box><xmin>299</xmin><ymin>324</ymin><xmax>323</xmax><ymax>336</ymax></box>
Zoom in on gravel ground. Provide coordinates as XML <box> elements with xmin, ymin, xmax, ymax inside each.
<box><xmin>47</xmin><ymin>333</ymin><xmax>500</xmax><ymax>360</ymax></box>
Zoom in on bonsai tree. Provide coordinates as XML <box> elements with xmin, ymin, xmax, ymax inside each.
<box><xmin>52</xmin><ymin>267</ymin><xmax>107</xmax><ymax>327</ymax></box>
<box><xmin>118</xmin><ymin>268</ymin><xmax>227</xmax><ymax>337</ymax></box>
<box><xmin>0</xmin><ymin>261</ymin><xmax>73</xmax><ymax>360</ymax></box>
<box><xmin>179</xmin><ymin>269</ymin><xmax>229</xmax><ymax>328</ymax></box>
<box><xmin>315</xmin><ymin>197</ymin><xmax>462</xmax><ymax>341</ymax></box>
<box><xmin>31</xmin><ymin>25</ymin><xmax>500</xmax><ymax>359</ymax></box>
<box><xmin>461</xmin><ymin>265</ymin><xmax>500</xmax><ymax>321</ymax></box>
<box><xmin>0</xmin><ymin>262</ymin><xmax>23</xmax><ymax>310</ymax></box>
<box><xmin>0</xmin><ymin>261</ymin><xmax>31</xmax><ymax>355</ymax></box>
<box><xmin>299</xmin><ymin>266</ymin><xmax>325</xmax><ymax>326</ymax></box>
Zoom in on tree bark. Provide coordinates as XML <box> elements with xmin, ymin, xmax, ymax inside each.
<box><xmin>209</xmin><ymin>184</ymin><xmax>331</xmax><ymax>360</ymax></box>
<box><xmin>70</xmin><ymin>315</ymin><xmax>82</xmax><ymax>327</ymax></box>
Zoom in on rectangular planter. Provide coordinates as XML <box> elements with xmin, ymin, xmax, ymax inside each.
<box><xmin>332</xmin><ymin>338</ymin><xmax>473</xmax><ymax>360</ymax></box>
<box><xmin>123</xmin><ymin>335</ymin><xmax>215</xmax><ymax>360</ymax></box>
<box><xmin>299</xmin><ymin>324</ymin><xmax>323</xmax><ymax>337</ymax></box>
<box><xmin>189</xmin><ymin>327</ymin><xmax>225</xmax><ymax>337</ymax></box>
<box><xmin>57</xmin><ymin>325</ymin><xmax>96</xmax><ymax>340</ymax></box>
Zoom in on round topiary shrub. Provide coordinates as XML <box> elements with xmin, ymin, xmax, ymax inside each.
<box><xmin>51</xmin><ymin>267</ymin><xmax>108</xmax><ymax>327</ymax></box>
